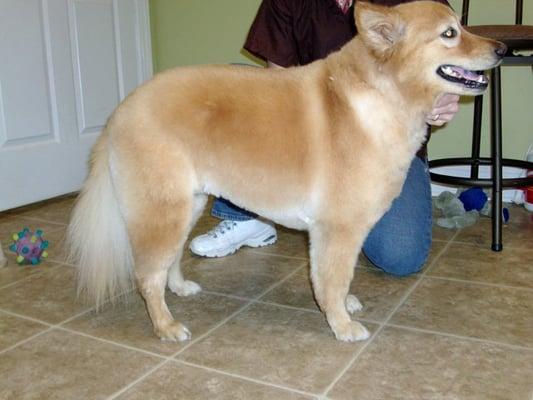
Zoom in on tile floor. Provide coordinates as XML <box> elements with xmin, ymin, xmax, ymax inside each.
<box><xmin>0</xmin><ymin>195</ymin><xmax>532</xmax><ymax>399</ymax></box>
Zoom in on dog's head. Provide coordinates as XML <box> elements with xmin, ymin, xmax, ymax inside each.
<box><xmin>355</xmin><ymin>1</ymin><xmax>506</xmax><ymax>97</ymax></box>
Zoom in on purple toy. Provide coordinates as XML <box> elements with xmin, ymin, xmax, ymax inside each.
<box><xmin>9</xmin><ymin>228</ymin><xmax>49</xmax><ymax>265</ymax></box>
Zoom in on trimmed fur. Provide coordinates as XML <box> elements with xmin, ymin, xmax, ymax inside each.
<box><xmin>67</xmin><ymin>1</ymin><xmax>504</xmax><ymax>342</ymax></box>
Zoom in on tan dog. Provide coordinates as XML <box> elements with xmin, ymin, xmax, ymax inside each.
<box><xmin>67</xmin><ymin>1</ymin><xmax>505</xmax><ymax>342</ymax></box>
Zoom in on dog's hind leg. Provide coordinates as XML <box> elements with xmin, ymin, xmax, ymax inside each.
<box><xmin>309</xmin><ymin>223</ymin><xmax>370</xmax><ymax>342</ymax></box>
<box><xmin>126</xmin><ymin>192</ymin><xmax>196</xmax><ymax>342</ymax></box>
<box><xmin>167</xmin><ymin>193</ymin><xmax>207</xmax><ymax>297</ymax></box>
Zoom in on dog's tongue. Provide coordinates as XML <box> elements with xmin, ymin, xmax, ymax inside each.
<box><xmin>452</xmin><ymin>66</ymin><xmax>482</xmax><ymax>81</ymax></box>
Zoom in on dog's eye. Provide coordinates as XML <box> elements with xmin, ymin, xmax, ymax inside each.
<box><xmin>441</xmin><ymin>27</ymin><xmax>458</xmax><ymax>39</ymax></box>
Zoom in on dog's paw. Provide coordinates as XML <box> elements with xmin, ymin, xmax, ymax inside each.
<box><xmin>156</xmin><ymin>321</ymin><xmax>191</xmax><ymax>342</ymax></box>
<box><xmin>169</xmin><ymin>280</ymin><xmax>202</xmax><ymax>297</ymax></box>
<box><xmin>333</xmin><ymin>321</ymin><xmax>370</xmax><ymax>342</ymax></box>
<box><xmin>345</xmin><ymin>294</ymin><xmax>363</xmax><ymax>314</ymax></box>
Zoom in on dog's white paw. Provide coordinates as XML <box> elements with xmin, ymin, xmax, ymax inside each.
<box><xmin>345</xmin><ymin>294</ymin><xmax>363</xmax><ymax>314</ymax></box>
<box><xmin>156</xmin><ymin>321</ymin><xmax>191</xmax><ymax>342</ymax></box>
<box><xmin>169</xmin><ymin>280</ymin><xmax>202</xmax><ymax>297</ymax></box>
<box><xmin>333</xmin><ymin>321</ymin><xmax>370</xmax><ymax>342</ymax></box>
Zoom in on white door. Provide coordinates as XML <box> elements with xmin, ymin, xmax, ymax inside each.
<box><xmin>0</xmin><ymin>0</ymin><xmax>152</xmax><ymax>211</ymax></box>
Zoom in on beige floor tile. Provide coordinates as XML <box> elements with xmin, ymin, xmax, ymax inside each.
<box><xmin>0</xmin><ymin>256</ymin><xmax>58</xmax><ymax>289</ymax></box>
<box><xmin>0</xmin><ymin>264</ymin><xmax>89</xmax><ymax>324</ymax></box>
<box><xmin>183</xmin><ymin>251</ymin><xmax>304</xmax><ymax>299</ymax></box>
<box><xmin>178</xmin><ymin>302</ymin><xmax>376</xmax><ymax>393</ymax></box>
<box><xmin>426</xmin><ymin>240</ymin><xmax>448</xmax><ymax>264</ymax></box>
<box><xmin>40</xmin><ymin>226</ymin><xmax>68</xmax><ymax>264</ymax></box>
<box><xmin>428</xmin><ymin>242</ymin><xmax>533</xmax><ymax>288</ymax></box>
<box><xmin>328</xmin><ymin>326</ymin><xmax>533</xmax><ymax>400</ymax></box>
<box><xmin>0</xmin><ymin>216</ymin><xmax>65</xmax><ymax>249</ymax></box>
<box><xmin>391</xmin><ymin>277</ymin><xmax>533</xmax><ymax>347</ymax></box>
<box><xmin>0</xmin><ymin>311</ymin><xmax>48</xmax><ymax>352</ymax></box>
<box><xmin>250</xmin><ymin>226</ymin><xmax>309</xmax><ymax>259</ymax></box>
<box><xmin>8</xmin><ymin>195</ymin><xmax>75</xmax><ymax>224</ymax></box>
<box><xmin>117</xmin><ymin>361</ymin><xmax>313</xmax><ymax>400</ymax></box>
<box><xmin>432</xmin><ymin>223</ymin><xmax>457</xmax><ymax>242</ymax></box>
<box><xmin>65</xmin><ymin>291</ymin><xmax>246</xmax><ymax>356</ymax></box>
<box><xmin>454</xmin><ymin>205</ymin><xmax>533</xmax><ymax>250</ymax></box>
<box><xmin>261</xmin><ymin>265</ymin><xmax>417</xmax><ymax>322</ymax></box>
<box><xmin>0</xmin><ymin>329</ymin><xmax>160</xmax><ymax>399</ymax></box>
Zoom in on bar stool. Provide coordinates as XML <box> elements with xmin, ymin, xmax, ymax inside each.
<box><xmin>429</xmin><ymin>0</ymin><xmax>533</xmax><ymax>251</ymax></box>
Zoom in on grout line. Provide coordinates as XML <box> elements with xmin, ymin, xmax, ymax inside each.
<box><xmin>320</xmin><ymin>230</ymin><xmax>459</xmax><ymax>397</ymax></box>
<box><xmin>0</xmin><ymin>308</ymin><xmax>55</xmax><ymax>327</ymax></box>
<box><xmin>254</xmin><ymin>299</ymin><xmax>322</xmax><ymax>314</ymax></box>
<box><xmin>174</xmin><ymin>261</ymin><xmax>308</xmax><ymax>358</ymax></box>
<box><xmin>8</xmin><ymin>215</ymin><xmax>68</xmax><ymax>227</ymax></box>
<box><xmin>0</xmin><ymin>307</ymin><xmax>95</xmax><ymax>356</ymax></box>
<box><xmin>200</xmin><ymin>289</ymin><xmax>255</xmax><ymax>302</ymax></box>
<box><xmin>107</xmin><ymin>300</ymin><xmax>256</xmax><ymax>399</ymax></box>
<box><xmin>248</xmin><ymin>248</ymin><xmax>309</xmax><ymax>261</ymax></box>
<box><xmin>253</xmin><ymin>298</ymin><xmax>382</xmax><ymax>326</ymax></box>
<box><xmin>108</xmin><ymin>262</ymin><xmax>309</xmax><ymax>398</ymax></box>
<box><xmin>56</xmin><ymin>325</ymin><xmax>168</xmax><ymax>360</ymax></box>
<box><xmin>201</xmin><ymin>285</ymin><xmax>382</xmax><ymax>324</ymax></box>
<box><xmin>107</xmin><ymin>358</ymin><xmax>171</xmax><ymax>399</ymax></box>
<box><xmin>0</xmin><ymin>327</ymin><xmax>54</xmax><ymax>356</ymax></box>
<box><xmin>251</xmin><ymin>261</ymin><xmax>308</xmax><ymax>301</ymax></box>
<box><xmin>450</xmin><ymin>237</ymin><xmax>530</xmax><ymax>251</ymax></box>
<box><xmin>0</xmin><ymin>272</ymin><xmax>47</xmax><ymax>292</ymax></box>
<box><xmin>0</xmin><ymin>261</ymin><xmax>67</xmax><ymax>291</ymax></box>
<box><xmin>425</xmin><ymin>274</ymin><xmax>533</xmax><ymax>292</ymax></box>
<box><xmin>385</xmin><ymin>323</ymin><xmax>533</xmax><ymax>352</ymax></box>
<box><xmin>174</xmin><ymin>359</ymin><xmax>320</xmax><ymax>398</ymax></box>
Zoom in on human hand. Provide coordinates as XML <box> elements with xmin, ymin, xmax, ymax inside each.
<box><xmin>426</xmin><ymin>94</ymin><xmax>460</xmax><ymax>126</ymax></box>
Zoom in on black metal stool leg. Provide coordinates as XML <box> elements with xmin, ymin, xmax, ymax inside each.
<box><xmin>490</xmin><ymin>66</ymin><xmax>503</xmax><ymax>252</ymax></box>
<box><xmin>470</xmin><ymin>95</ymin><xmax>483</xmax><ymax>179</ymax></box>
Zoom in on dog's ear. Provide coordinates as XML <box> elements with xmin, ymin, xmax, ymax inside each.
<box><xmin>355</xmin><ymin>2</ymin><xmax>405</xmax><ymax>57</ymax></box>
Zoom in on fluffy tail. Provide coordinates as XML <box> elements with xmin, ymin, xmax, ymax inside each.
<box><xmin>67</xmin><ymin>133</ymin><xmax>134</xmax><ymax>307</ymax></box>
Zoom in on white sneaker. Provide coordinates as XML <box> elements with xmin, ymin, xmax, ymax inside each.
<box><xmin>189</xmin><ymin>219</ymin><xmax>277</xmax><ymax>257</ymax></box>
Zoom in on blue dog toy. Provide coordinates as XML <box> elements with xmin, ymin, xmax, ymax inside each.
<box><xmin>458</xmin><ymin>187</ymin><xmax>487</xmax><ymax>211</ymax></box>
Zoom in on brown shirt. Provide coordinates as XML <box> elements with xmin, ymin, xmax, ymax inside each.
<box><xmin>244</xmin><ymin>0</ymin><xmax>451</xmax><ymax>67</ymax></box>
<box><xmin>244</xmin><ymin>0</ymin><xmax>452</xmax><ymax>158</ymax></box>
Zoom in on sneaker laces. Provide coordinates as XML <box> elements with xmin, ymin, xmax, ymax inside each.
<box><xmin>207</xmin><ymin>220</ymin><xmax>238</xmax><ymax>238</ymax></box>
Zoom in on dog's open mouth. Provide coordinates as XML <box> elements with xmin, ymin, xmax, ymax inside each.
<box><xmin>437</xmin><ymin>65</ymin><xmax>488</xmax><ymax>90</ymax></box>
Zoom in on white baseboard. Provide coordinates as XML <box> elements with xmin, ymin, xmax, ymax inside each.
<box><xmin>430</xmin><ymin>165</ymin><xmax>525</xmax><ymax>203</ymax></box>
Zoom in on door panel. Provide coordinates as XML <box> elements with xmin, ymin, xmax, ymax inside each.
<box><xmin>0</xmin><ymin>0</ymin><xmax>152</xmax><ymax>211</ymax></box>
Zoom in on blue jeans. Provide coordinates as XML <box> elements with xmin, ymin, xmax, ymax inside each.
<box><xmin>211</xmin><ymin>157</ymin><xmax>432</xmax><ymax>276</ymax></box>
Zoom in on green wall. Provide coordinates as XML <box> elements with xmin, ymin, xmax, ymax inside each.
<box><xmin>149</xmin><ymin>0</ymin><xmax>263</xmax><ymax>70</ymax></box>
<box><xmin>149</xmin><ymin>0</ymin><xmax>533</xmax><ymax>161</ymax></box>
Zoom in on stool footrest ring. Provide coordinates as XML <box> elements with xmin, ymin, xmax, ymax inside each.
<box><xmin>429</xmin><ymin>157</ymin><xmax>533</xmax><ymax>187</ymax></box>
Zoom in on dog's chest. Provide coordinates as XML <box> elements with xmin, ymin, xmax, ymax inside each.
<box><xmin>347</xmin><ymin>92</ymin><xmax>406</xmax><ymax>142</ymax></box>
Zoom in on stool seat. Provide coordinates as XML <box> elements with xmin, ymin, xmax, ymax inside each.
<box><xmin>466</xmin><ymin>25</ymin><xmax>533</xmax><ymax>50</ymax></box>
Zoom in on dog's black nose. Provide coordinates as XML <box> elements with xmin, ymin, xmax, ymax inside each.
<box><xmin>495</xmin><ymin>43</ymin><xmax>507</xmax><ymax>58</ymax></box>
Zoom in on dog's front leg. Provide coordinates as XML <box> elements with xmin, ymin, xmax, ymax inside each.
<box><xmin>309</xmin><ymin>223</ymin><xmax>370</xmax><ymax>342</ymax></box>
